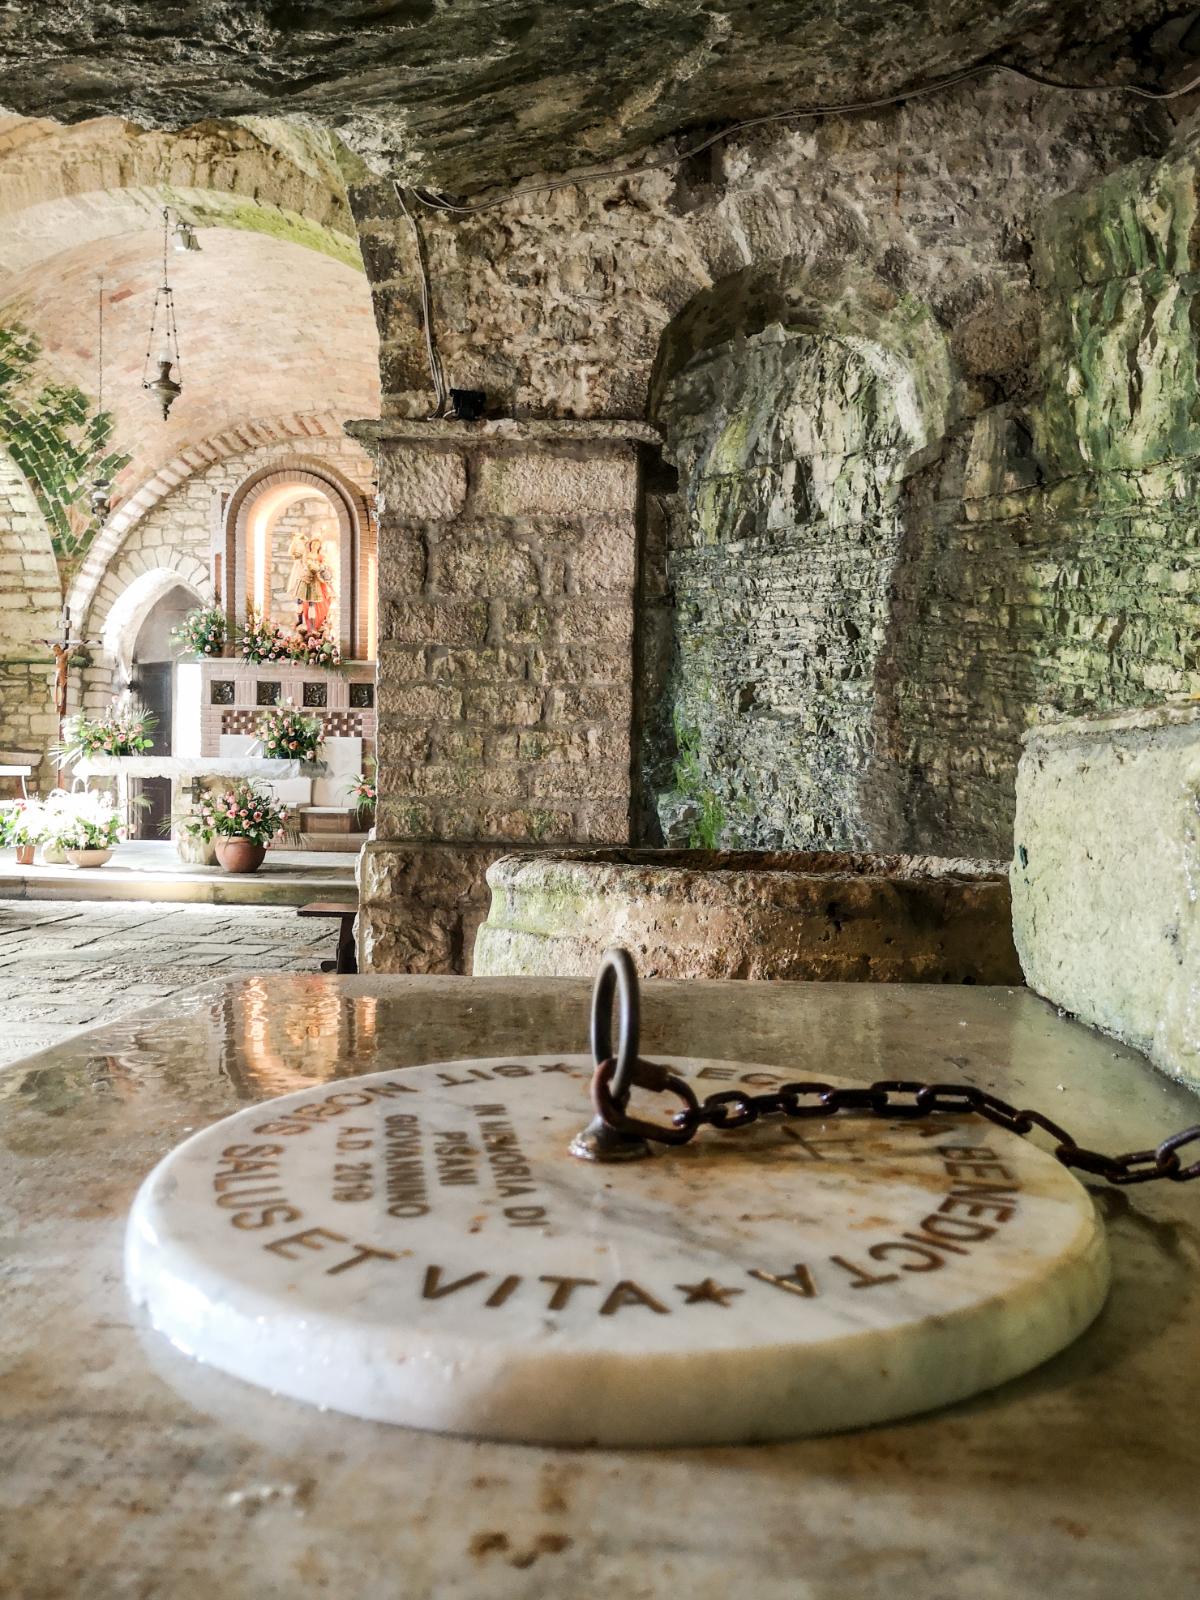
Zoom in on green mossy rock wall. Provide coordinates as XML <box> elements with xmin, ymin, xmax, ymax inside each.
<box><xmin>644</xmin><ymin>149</ymin><xmax>1200</xmax><ymax>859</ymax></box>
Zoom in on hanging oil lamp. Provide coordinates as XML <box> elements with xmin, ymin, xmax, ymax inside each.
<box><xmin>142</xmin><ymin>207</ymin><xmax>184</xmax><ymax>421</ymax></box>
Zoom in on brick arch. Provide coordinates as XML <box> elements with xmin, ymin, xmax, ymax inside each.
<box><xmin>67</xmin><ymin>413</ymin><xmax>357</xmax><ymax>627</ymax></box>
<box><xmin>226</xmin><ymin>456</ymin><xmax>374</xmax><ymax>660</ymax></box>
<box><xmin>0</xmin><ymin>117</ymin><xmax>357</xmax><ymax>278</ymax></box>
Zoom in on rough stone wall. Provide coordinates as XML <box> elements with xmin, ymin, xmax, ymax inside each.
<box><xmin>0</xmin><ymin>449</ymin><xmax>59</xmax><ymax>786</ymax></box>
<box><xmin>646</xmin><ymin>326</ymin><xmax>927</xmax><ymax>849</ymax></box>
<box><xmin>352</xmin><ymin>419</ymin><xmax>642</xmax><ymax>972</ymax></box>
<box><xmin>889</xmin><ymin>137</ymin><xmax>1200</xmax><ymax>855</ymax></box>
<box><xmin>352</xmin><ymin>80</ymin><xmax>1156</xmax><ymax>423</ymax></box>
<box><xmin>644</xmin><ymin>138</ymin><xmax>1200</xmax><ymax>860</ymax></box>
<box><xmin>347</xmin><ymin>77</ymin><xmax>1186</xmax><ymax>889</ymax></box>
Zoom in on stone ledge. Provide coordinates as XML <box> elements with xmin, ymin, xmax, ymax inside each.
<box><xmin>346</xmin><ymin>417</ymin><xmax>661</xmax><ymax>449</ymax></box>
<box><xmin>1022</xmin><ymin>699</ymin><xmax>1200</xmax><ymax>749</ymax></box>
<box><xmin>1012</xmin><ymin>707</ymin><xmax>1200</xmax><ymax>1088</ymax></box>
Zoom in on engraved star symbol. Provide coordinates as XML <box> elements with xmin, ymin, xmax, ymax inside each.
<box><xmin>675</xmin><ymin>1277</ymin><xmax>744</xmax><ymax>1307</ymax></box>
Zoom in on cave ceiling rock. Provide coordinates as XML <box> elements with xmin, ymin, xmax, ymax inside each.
<box><xmin>0</xmin><ymin>0</ymin><xmax>1190</xmax><ymax>190</ymax></box>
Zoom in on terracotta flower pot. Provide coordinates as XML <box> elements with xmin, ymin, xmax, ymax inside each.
<box><xmin>215</xmin><ymin>837</ymin><xmax>266</xmax><ymax>874</ymax></box>
<box><xmin>14</xmin><ymin>844</ymin><xmax>34</xmax><ymax>866</ymax></box>
<box><xmin>65</xmin><ymin>847</ymin><xmax>113</xmax><ymax>869</ymax></box>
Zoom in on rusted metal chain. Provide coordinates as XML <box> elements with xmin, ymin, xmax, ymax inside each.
<box><xmin>577</xmin><ymin>947</ymin><xmax>1200</xmax><ymax>1183</ymax></box>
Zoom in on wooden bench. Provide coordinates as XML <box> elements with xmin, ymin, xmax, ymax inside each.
<box><xmin>297</xmin><ymin>899</ymin><xmax>358</xmax><ymax>975</ymax></box>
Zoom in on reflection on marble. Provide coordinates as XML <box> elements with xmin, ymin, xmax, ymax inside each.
<box><xmin>127</xmin><ymin>1055</ymin><xmax>1107</xmax><ymax>1445</ymax></box>
<box><xmin>3</xmin><ymin>975</ymin><xmax>1200</xmax><ymax>1595</ymax></box>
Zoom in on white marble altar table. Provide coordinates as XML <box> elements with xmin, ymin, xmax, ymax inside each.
<box><xmin>2</xmin><ymin>975</ymin><xmax>1198</xmax><ymax>1598</ymax></box>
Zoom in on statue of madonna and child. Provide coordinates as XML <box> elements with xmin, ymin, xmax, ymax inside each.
<box><xmin>286</xmin><ymin>527</ymin><xmax>334</xmax><ymax>634</ymax></box>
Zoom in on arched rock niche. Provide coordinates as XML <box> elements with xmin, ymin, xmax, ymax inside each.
<box><xmin>641</xmin><ymin>262</ymin><xmax>958</xmax><ymax>853</ymax></box>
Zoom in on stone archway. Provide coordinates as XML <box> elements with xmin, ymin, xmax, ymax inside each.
<box><xmin>641</xmin><ymin>260</ymin><xmax>957</xmax><ymax>853</ymax></box>
<box><xmin>100</xmin><ymin>566</ymin><xmax>208</xmax><ymax>686</ymax></box>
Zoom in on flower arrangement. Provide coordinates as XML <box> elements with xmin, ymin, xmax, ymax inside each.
<box><xmin>197</xmin><ymin>780</ymin><xmax>290</xmax><ymax>846</ymax></box>
<box><xmin>41</xmin><ymin>789</ymin><xmax>123</xmax><ymax>851</ymax></box>
<box><xmin>171</xmin><ymin>604</ymin><xmax>226</xmax><ymax>658</ymax></box>
<box><xmin>260</xmin><ymin>700</ymin><xmax>322</xmax><ymax>762</ymax></box>
<box><xmin>3</xmin><ymin>796</ymin><xmax>48</xmax><ymax>849</ymax></box>
<box><xmin>57</xmin><ymin>701</ymin><xmax>156</xmax><ymax>764</ymax></box>
<box><xmin>239</xmin><ymin>612</ymin><xmax>294</xmax><ymax>665</ymax></box>
<box><xmin>347</xmin><ymin>770</ymin><xmax>377</xmax><ymax>808</ymax></box>
<box><xmin>292</xmin><ymin>625</ymin><xmax>341</xmax><ymax>669</ymax></box>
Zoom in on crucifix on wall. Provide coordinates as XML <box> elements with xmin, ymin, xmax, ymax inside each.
<box><xmin>40</xmin><ymin>606</ymin><xmax>97</xmax><ymax>772</ymax></box>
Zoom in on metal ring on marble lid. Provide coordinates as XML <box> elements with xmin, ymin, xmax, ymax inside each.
<box><xmin>569</xmin><ymin>947</ymin><xmax>653</xmax><ymax>1163</ymax></box>
<box><xmin>590</xmin><ymin>945</ymin><xmax>640</xmax><ymax>1102</ymax></box>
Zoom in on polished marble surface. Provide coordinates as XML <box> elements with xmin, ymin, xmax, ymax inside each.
<box><xmin>3</xmin><ymin>974</ymin><xmax>1200</xmax><ymax>1596</ymax></box>
<box><xmin>126</xmin><ymin>1055</ymin><xmax>1106</xmax><ymax>1446</ymax></box>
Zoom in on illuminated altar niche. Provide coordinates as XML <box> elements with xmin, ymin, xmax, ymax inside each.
<box><xmin>224</xmin><ymin>459</ymin><xmax>376</xmax><ymax>662</ymax></box>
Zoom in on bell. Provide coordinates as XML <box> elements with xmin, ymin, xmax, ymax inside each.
<box><xmin>145</xmin><ymin>358</ymin><xmax>181</xmax><ymax>420</ymax></box>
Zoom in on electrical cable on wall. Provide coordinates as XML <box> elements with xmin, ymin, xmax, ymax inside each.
<box><xmin>413</xmin><ymin>60</ymin><xmax>1200</xmax><ymax>216</ymax></box>
<box><xmin>394</xmin><ymin>180</ymin><xmax>449</xmax><ymax>417</ymax></box>
<box><xmin>398</xmin><ymin>56</ymin><xmax>1200</xmax><ymax>410</ymax></box>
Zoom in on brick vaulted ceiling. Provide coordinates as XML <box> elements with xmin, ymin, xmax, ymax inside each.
<box><xmin>0</xmin><ymin>2</ymin><xmax>1194</xmax><ymax>191</ymax></box>
<box><xmin>0</xmin><ymin>224</ymin><xmax>380</xmax><ymax>503</ymax></box>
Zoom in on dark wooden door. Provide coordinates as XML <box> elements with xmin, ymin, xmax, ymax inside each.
<box><xmin>133</xmin><ymin>661</ymin><xmax>172</xmax><ymax>840</ymax></box>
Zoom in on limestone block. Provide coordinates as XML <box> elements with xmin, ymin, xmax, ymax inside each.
<box><xmin>1011</xmin><ymin>703</ymin><xmax>1200</xmax><ymax>1088</ymax></box>
<box><xmin>431</xmin><ymin>535</ymin><xmax>541</xmax><ymax>598</ymax></box>
<box><xmin>377</xmin><ymin>448</ymin><xmax>467</xmax><ymax>520</ymax></box>
<box><xmin>474</xmin><ymin>449</ymin><xmax>636</xmax><ymax>518</ymax></box>
<box><xmin>357</xmin><ymin>840</ymin><xmax>513</xmax><ymax>972</ymax></box>
<box><xmin>385</xmin><ymin>598</ymin><xmax>488</xmax><ymax>646</ymax></box>
<box><xmin>475</xmin><ymin>849</ymin><xmax>1020</xmax><ymax>982</ymax></box>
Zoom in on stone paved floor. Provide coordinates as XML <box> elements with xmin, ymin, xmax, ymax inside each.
<box><xmin>0</xmin><ymin>899</ymin><xmax>337</xmax><ymax>1069</ymax></box>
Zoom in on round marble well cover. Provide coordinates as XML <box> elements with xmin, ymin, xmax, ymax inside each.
<box><xmin>125</xmin><ymin>1055</ymin><xmax>1109</xmax><ymax>1446</ymax></box>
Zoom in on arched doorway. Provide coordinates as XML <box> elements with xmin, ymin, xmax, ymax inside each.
<box><xmin>100</xmin><ymin>566</ymin><xmax>206</xmax><ymax>837</ymax></box>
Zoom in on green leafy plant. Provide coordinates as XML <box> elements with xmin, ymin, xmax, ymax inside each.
<box><xmin>172</xmin><ymin>605</ymin><xmax>227</xmax><ymax>659</ymax></box>
<box><xmin>260</xmin><ymin>700</ymin><xmax>322</xmax><ymax>762</ymax></box>
<box><xmin>196</xmin><ymin>781</ymin><xmax>290</xmax><ymax>846</ymax></box>
<box><xmin>670</xmin><ymin>711</ymin><xmax>726</xmax><ymax>850</ymax></box>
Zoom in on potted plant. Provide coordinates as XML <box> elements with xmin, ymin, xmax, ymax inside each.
<box><xmin>347</xmin><ymin>767</ymin><xmax>377</xmax><ymax>831</ymax></box>
<box><xmin>45</xmin><ymin>790</ymin><xmax>123</xmax><ymax>868</ymax></box>
<box><xmin>171</xmin><ymin>812</ymin><xmax>219</xmax><ymax>867</ymax></box>
<box><xmin>200</xmin><ymin>780</ymin><xmax>289</xmax><ymax>874</ymax></box>
<box><xmin>171</xmin><ymin>603</ymin><xmax>227</xmax><ymax>659</ymax></box>
<box><xmin>259</xmin><ymin>701</ymin><xmax>322</xmax><ymax>763</ymax></box>
<box><xmin>4</xmin><ymin>797</ymin><xmax>46</xmax><ymax>865</ymax></box>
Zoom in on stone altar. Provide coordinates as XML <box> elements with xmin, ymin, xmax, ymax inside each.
<box><xmin>3</xmin><ymin>974</ymin><xmax>1199</xmax><ymax>1595</ymax></box>
<box><xmin>475</xmin><ymin>848</ymin><xmax>1021</xmax><ymax>983</ymax></box>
